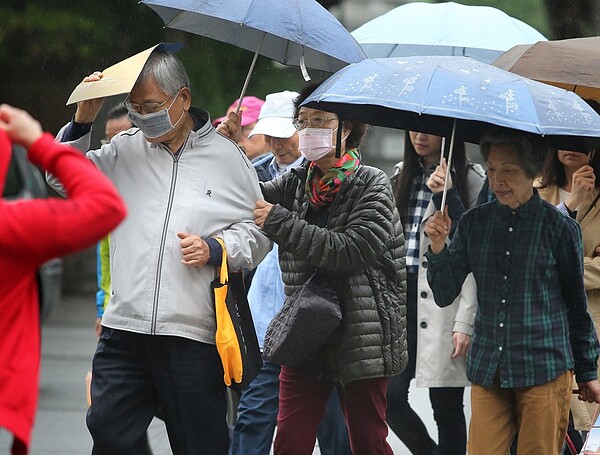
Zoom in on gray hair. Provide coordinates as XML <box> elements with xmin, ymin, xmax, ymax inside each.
<box><xmin>479</xmin><ymin>128</ymin><xmax>547</xmax><ymax>178</ymax></box>
<box><xmin>135</xmin><ymin>50</ymin><xmax>190</xmax><ymax>96</ymax></box>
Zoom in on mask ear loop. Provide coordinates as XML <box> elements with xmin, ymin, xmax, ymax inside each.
<box><xmin>335</xmin><ymin>119</ymin><xmax>343</xmax><ymax>158</ymax></box>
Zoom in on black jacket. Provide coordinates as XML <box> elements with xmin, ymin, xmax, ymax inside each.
<box><xmin>261</xmin><ymin>163</ymin><xmax>408</xmax><ymax>385</ymax></box>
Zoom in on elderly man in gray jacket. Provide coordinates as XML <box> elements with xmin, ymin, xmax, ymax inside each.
<box><xmin>49</xmin><ymin>48</ymin><xmax>270</xmax><ymax>454</ymax></box>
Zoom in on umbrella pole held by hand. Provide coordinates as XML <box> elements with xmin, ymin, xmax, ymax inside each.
<box><xmin>440</xmin><ymin>119</ymin><xmax>457</xmax><ymax>209</ymax></box>
<box><xmin>235</xmin><ymin>32</ymin><xmax>267</xmax><ymax>115</ymax></box>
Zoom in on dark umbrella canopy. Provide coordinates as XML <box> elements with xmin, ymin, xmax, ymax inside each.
<box><xmin>492</xmin><ymin>37</ymin><xmax>600</xmax><ymax>102</ymax></box>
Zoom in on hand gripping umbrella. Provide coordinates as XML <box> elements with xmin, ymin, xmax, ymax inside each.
<box><xmin>493</xmin><ymin>36</ymin><xmax>600</xmax><ymax>102</ymax></box>
<box><xmin>302</xmin><ymin>56</ymin><xmax>600</xmax><ymax>207</ymax></box>
<box><xmin>141</xmin><ymin>0</ymin><xmax>366</xmax><ymax>114</ymax></box>
<box><xmin>352</xmin><ymin>1</ymin><xmax>546</xmax><ymax>64</ymax></box>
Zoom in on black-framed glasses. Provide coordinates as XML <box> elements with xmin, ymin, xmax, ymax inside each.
<box><xmin>123</xmin><ymin>90</ymin><xmax>179</xmax><ymax>114</ymax></box>
<box><xmin>292</xmin><ymin>116</ymin><xmax>339</xmax><ymax>130</ymax></box>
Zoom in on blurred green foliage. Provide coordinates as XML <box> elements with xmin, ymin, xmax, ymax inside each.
<box><xmin>0</xmin><ymin>0</ymin><xmax>319</xmax><ymax>135</ymax></box>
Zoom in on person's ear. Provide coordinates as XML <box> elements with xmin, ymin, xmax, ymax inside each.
<box><xmin>180</xmin><ymin>87</ymin><xmax>192</xmax><ymax>111</ymax></box>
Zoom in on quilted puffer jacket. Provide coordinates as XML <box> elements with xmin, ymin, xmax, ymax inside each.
<box><xmin>261</xmin><ymin>163</ymin><xmax>408</xmax><ymax>385</ymax></box>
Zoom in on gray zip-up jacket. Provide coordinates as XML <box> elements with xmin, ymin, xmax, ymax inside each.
<box><xmin>49</xmin><ymin>109</ymin><xmax>271</xmax><ymax>344</ymax></box>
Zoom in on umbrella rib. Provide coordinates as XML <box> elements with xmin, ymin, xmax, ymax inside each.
<box><xmin>164</xmin><ymin>10</ymin><xmax>185</xmax><ymax>28</ymax></box>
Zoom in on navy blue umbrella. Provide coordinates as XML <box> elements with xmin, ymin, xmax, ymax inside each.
<box><xmin>302</xmin><ymin>56</ymin><xmax>600</xmax><ymax>151</ymax></box>
<box><xmin>302</xmin><ymin>56</ymin><xmax>600</xmax><ymax>207</ymax></box>
<box><xmin>141</xmin><ymin>0</ymin><xmax>366</xmax><ymax>112</ymax></box>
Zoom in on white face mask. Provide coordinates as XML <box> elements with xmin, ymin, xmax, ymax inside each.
<box><xmin>127</xmin><ymin>91</ymin><xmax>184</xmax><ymax>139</ymax></box>
<box><xmin>298</xmin><ymin>128</ymin><xmax>336</xmax><ymax>161</ymax></box>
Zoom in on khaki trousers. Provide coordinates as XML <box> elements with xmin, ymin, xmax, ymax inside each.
<box><xmin>468</xmin><ymin>370</ymin><xmax>572</xmax><ymax>455</ymax></box>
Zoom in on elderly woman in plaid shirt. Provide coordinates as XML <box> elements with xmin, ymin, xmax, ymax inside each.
<box><xmin>425</xmin><ymin>127</ymin><xmax>600</xmax><ymax>455</ymax></box>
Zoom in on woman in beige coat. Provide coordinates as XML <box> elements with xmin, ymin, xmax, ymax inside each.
<box><xmin>536</xmin><ymin>148</ymin><xmax>600</xmax><ymax>439</ymax></box>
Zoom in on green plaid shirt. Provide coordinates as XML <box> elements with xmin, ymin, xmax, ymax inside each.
<box><xmin>426</xmin><ymin>191</ymin><xmax>599</xmax><ymax>388</ymax></box>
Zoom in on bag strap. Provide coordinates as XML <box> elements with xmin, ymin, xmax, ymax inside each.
<box><xmin>215</xmin><ymin>238</ymin><xmax>228</xmax><ymax>285</ymax></box>
<box><xmin>580</xmin><ymin>191</ymin><xmax>600</xmax><ymax>222</ymax></box>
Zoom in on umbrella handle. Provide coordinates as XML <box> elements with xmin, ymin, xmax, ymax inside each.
<box><xmin>235</xmin><ymin>32</ymin><xmax>266</xmax><ymax>115</ymax></box>
<box><xmin>440</xmin><ymin>119</ymin><xmax>457</xmax><ymax>209</ymax></box>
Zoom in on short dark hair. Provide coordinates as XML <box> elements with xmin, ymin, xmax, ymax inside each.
<box><xmin>106</xmin><ymin>104</ymin><xmax>129</xmax><ymax>120</ymax></box>
<box><xmin>293</xmin><ymin>81</ymin><xmax>368</xmax><ymax>150</ymax></box>
<box><xmin>479</xmin><ymin>127</ymin><xmax>548</xmax><ymax>179</ymax></box>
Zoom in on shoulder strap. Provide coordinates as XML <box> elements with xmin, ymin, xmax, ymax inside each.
<box><xmin>580</xmin><ymin>191</ymin><xmax>600</xmax><ymax>222</ymax></box>
<box><xmin>215</xmin><ymin>238</ymin><xmax>228</xmax><ymax>284</ymax></box>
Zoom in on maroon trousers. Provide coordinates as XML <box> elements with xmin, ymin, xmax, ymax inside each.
<box><xmin>274</xmin><ymin>366</ymin><xmax>393</xmax><ymax>455</ymax></box>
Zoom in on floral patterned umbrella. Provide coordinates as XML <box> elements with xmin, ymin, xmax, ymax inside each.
<box><xmin>302</xmin><ymin>56</ymin><xmax>600</xmax><ymax>152</ymax></box>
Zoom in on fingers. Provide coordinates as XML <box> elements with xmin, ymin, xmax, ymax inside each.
<box><xmin>178</xmin><ymin>233</ymin><xmax>209</xmax><ymax>267</ymax></box>
<box><xmin>451</xmin><ymin>332</ymin><xmax>470</xmax><ymax>358</ymax></box>
<box><xmin>216</xmin><ymin>111</ymin><xmax>242</xmax><ymax>143</ymax></box>
<box><xmin>0</xmin><ymin>104</ymin><xmax>43</xmax><ymax>147</ymax></box>
<box><xmin>82</xmin><ymin>71</ymin><xmax>104</xmax><ymax>83</ymax></box>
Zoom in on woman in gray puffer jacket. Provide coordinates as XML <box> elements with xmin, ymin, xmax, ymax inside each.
<box><xmin>253</xmin><ymin>83</ymin><xmax>407</xmax><ymax>455</ymax></box>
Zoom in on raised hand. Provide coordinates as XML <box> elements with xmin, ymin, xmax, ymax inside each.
<box><xmin>424</xmin><ymin>206</ymin><xmax>451</xmax><ymax>254</ymax></box>
<box><xmin>427</xmin><ymin>157</ymin><xmax>453</xmax><ymax>194</ymax></box>
<box><xmin>73</xmin><ymin>71</ymin><xmax>106</xmax><ymax>124</ymax></box>
<box><xmin>0</xmin><ymin>104</ymin><xmax>43</xmax><ymax>148</ymax></box>
<box><xmin>216</xmin><ymin>110</ymin><xmax>242</xmax><ymax>145</ymax></box>
<box><xmin>565</xmin><ymin>164</ymin><xmax>595</xmax><ymax>212</ymax></box>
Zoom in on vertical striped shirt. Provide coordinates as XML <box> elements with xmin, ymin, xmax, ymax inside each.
<box><xmin>426</xmin><ymin>191</ymin><xmax>599</xmax><ymax>388</ymax></box>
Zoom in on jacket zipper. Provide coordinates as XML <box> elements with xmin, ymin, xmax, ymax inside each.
<box><xmin>151</xmin><ymin>149</ymin><xmax>180</xmax><ymax>334</ymax></box>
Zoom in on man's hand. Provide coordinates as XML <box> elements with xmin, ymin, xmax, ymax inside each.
<box><xmin>565</xmin><ymin>165</ymin><xmax>595</xmax><ymax>212</ymax></box>
<box><xmin>0</xmin><ymin>104</ymin><xmax>43</xmax><ymax>148</ymax></box>
<box><xmin>451</xmin><ymin>332</ymin><xmax>471</xmax><ymax>358</ymax></box>
<box><xmin>216</xmin><ymin>111</ymin><xmax>242</xmax><ymax>145</ymax></box>
<box><xmin>424</xmin><ymin>207</ymin><xmax>451</xmax><ymax>254</ymax></box>
<box><xmin>427</xmin><ymin>157</ymin><xmax>452</xmax><ymax>194</ymax></box>
<box><xmin>254</xmin><ymin>200</ymin><xmax>273</xmax><ymax>229</ymax></box>
<box><xmin>73</xmin><ymin>72</ymin><xmax>106</xmax><ymax>124</ymax></box>
<box><xmin>177</xmin><ymin>232</ymin><xmax>210</xmax><ymax>267</ymax></box>
<box><xmin>576</xmin><ymin>380</ymin><xmax>600</xmax><ymax>404</ymax></box>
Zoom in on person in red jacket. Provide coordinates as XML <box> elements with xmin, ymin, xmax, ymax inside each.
<box><xmin>0</xmin><ymin>104</ymin><xmax>126</xmax><ymax>455</ymax></box>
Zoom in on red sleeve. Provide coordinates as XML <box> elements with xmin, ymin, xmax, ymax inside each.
<box><xmin>0</xmin><ymin>133</ymin><xmax>126</xmax><ymax>266</ymax></box>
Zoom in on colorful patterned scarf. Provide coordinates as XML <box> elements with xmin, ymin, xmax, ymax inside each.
<box><xmin>305</xmin><ymin>148</ymin><xmax>361</xmax><ymax>210</ymax></box>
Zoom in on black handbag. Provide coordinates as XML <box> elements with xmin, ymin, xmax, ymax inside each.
<box><xmin>263</xmin><ymin>271</ymin><xmax>342</xmax><ymax>369</ymax></box>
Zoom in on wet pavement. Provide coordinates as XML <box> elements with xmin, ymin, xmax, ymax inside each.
<box><xmin>0</xmin><ymin>291</ymin><xmax>469</xmax><ymax>454</ymax></box>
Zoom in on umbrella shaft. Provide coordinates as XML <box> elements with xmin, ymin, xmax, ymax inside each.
<box><xmin>235</xmin><ymin>32</ymin><xmax>266</xmax><ymax>115</ymax></box>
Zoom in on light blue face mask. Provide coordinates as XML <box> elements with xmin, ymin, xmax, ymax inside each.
<box><xmin>127</xmin><ymin>91</ymin><xmax>184</xmax><ymax>139</ymax></box>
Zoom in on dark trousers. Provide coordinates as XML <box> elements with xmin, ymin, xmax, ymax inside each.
<box><xmin>274</xmin><ymin>366</ymin><xmax>393</xmax><ymax>455</ymax></box>
<box><xmin>230</xmin><ymin>360</ymin><xmax>350</xmax><ymax>454</ymax></box>
<box><xmin>386</xmin><ymin>273</ymin><xmax>467</xmax><ymax>455</ymax></box>
<box><xmin>86</xmin><ymin>328</ymin><xmax>228</xmax><ymax>455</ymax></box>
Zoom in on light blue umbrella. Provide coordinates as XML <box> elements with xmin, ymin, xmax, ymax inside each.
<box><xmin>302</xmin><ymin>56</ymin><xmax>600</xmax><ymax>206</ymax></box>
<box><xmin>302</xmin><ymin>56</ymin><xmax>600</xmax><ymax>151</ymax></box>
<box><xmin>141</xmin><ymin>0</ymin><xmax>366</xmax><ymax>112</ymax></box>
<box><xmin>352</xmin><ymin>2</ymin><xmax>546</xmax><ymax>64</ymax></box>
